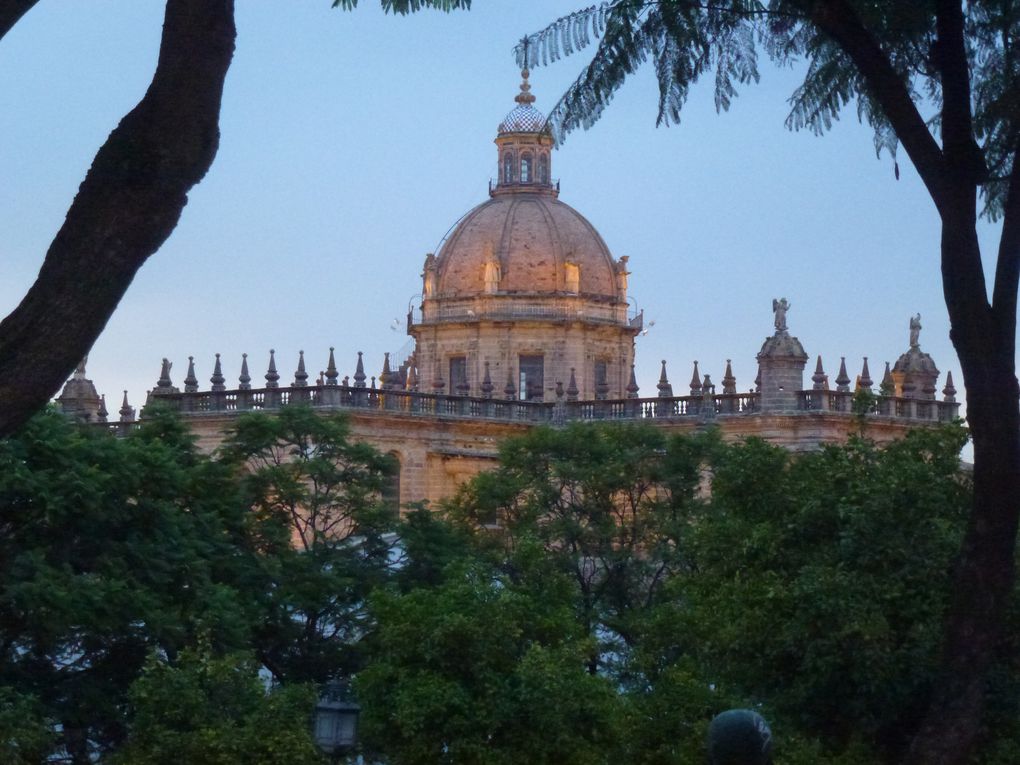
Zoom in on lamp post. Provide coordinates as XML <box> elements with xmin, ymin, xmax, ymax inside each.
<box><xmin>707</xmin><ymin>709</ymin><xmax>773</xmax><ymax>765</ymax></box>
<box><xmin>314</xmin><ymin>682</ymin><xmax>360</xmax><ymax>762</ymax></box>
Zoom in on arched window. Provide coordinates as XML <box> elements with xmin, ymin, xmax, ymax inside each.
<box><xmin>520</xmin><ymin>153</ymin><xmax>532</xmax><ymax>183</ymax></box>
<box><xmin>539</xmin><ymin>154</ymin><xmax>549</xmax><ymax>184</ymax></box>
<box><xmin>503</xmin><ymin>152</ymin><xmax>514</xmax><ymax>183</ymax></box>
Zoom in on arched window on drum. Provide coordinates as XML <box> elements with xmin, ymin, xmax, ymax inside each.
<box><xmin>520</xmin><ymin>152</ymin><xmax>533</xmax><ymax>183</ymax></box>
<box><xmin>538</xmin><ymin>153</ymin><xmax>549</xmax><ymax>184</ymax></box>
<box><xmin>503</xmin><ymin>151</ymin><xmax>514</xmax><ymax>184</ymax></box>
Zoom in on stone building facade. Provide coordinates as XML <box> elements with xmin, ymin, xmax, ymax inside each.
<box><xmin>59</xmin><ymin>71</ymin><xmax>960</xmax><ymax>508</ymax></box>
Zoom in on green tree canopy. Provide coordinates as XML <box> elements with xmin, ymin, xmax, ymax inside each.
<box><xmin>407</xmin><ymin>423</ymin><xmax>1008</xmax><ymax>764</ymax></box>
<box><xmin>0</xmin><ymin>406</ymin><xmax>399</xmax><ymax>762</ymax></box>
<box><xmin>111</xmin><ymin>646</ymin><xmax>322</xmax><ymax>765</ymax></box>
<box><xmin>219</xmin><ymin>406</ymin><xmax>398</xmax><ymax>685</ymax></box>
<box><xmin>0</xmin><ymin>410</ymin><xmax>260</xmax><ymax>761</ymax></box>
<box><xmin>356</xmin><ymin>561</ymin><xmax>623</xmax><ymax>765</ymax></box>
<box><xmin>517</xmin><ymin>4</ymin><xmax>1020</xmax><ymax>760</ymax></box>
<box><xmin>446</xmin><ymin>423</ymin><xmax>709</xmax><ymax>676</ymax></box>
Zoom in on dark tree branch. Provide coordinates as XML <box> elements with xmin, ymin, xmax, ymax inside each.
<box><xmin>812</xmin><ymin>0</ymin><xmax>993</xmax><ymax>354</ymax></box>
<box><xmin>809</xmin><ymin>0</ymin><xmax>949</xmax><ymax>208</ymax></box>
<box><xmin>0</xmin><ymin>0</ymin><xmax>236</xmax><ymax>438</ymax></box>
<box><xmin>935</xmin><ymin>0</ymin><xmax>976</xmax><ymax>165</ymax></box>
<box><xmin>0</xmin><ymin>0</ymin><xmax>39</xmax><ymax>43</ymax></box>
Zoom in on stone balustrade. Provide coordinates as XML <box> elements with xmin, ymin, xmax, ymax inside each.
<box><xmin>797</xmin><ymin>389</ymin><xmax>959</xmax><ymax>422</ymax></box>
<box><xmin>417</xmin><ymin>298</ymin><xmax>630</xmax><ymax>327</ymax></box>
<box><xmin>138</xmin><ymin>384</ymin><xmax>959</xmax><ymax>426</ymax></box>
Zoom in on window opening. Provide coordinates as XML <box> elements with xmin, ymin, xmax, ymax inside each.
<box><xmin>519</xmin><ymin>355</ymin><xmax>544</xmax><ymax>401</ymax></box>
<box><xmin>449</xmin><ymin>356</ymin><xmax>468</xmax><ymax>394</ymax></box>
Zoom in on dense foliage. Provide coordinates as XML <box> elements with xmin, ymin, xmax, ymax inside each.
<box><xmin>0</xmin><ymin>407</ymin><xmax>394</xmax><ymax>763</ymax></box>
<box><xmin>4</xmin><ymin>409</ymin><xmax>1012</xmax><ymax>763</ymax></box>
<box><xmin>219</xmin><ymin>406</ymin><xmax>397</xmax><ymax>684</ymax></box>
<box><xmin>516</xmin><ymin>5</ymin><xmax>1020</xmax><ymax>761</ymax></box>
<box><xmin>353</xmin><ymin>422</ymin><xmax>1018</xmax><ymax>764</ymax></box>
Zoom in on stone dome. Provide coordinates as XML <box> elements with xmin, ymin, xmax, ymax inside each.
<box><xmin>433</xmin><ymin>192</ymin><xmax>622</xmax><ymax>300</ymax></box>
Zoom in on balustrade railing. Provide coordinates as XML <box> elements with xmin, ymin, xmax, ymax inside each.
<box><xmin>141</xmin><ymin>384</ymin><xmax>957</xmax><ymax>426</ymax></box>
<box><xmin>796</xmin><ymin>390</ymin><xmax>958</xmax><ymax>422</ymax></box>
<box><xmin>418</xmin><ymin>300</ymin><xmax>628</xmax><ymax>326</ymax></box>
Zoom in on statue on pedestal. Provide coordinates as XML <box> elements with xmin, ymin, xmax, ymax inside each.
<box><xmin>909</xmin><ymin>313</ymin><xmax>921</xmax><ymax>348</ymax></box>
<box><xmin>772</xmin><ymin>297</ymin><xmax>791</xmax><ymax>333</ymax></box>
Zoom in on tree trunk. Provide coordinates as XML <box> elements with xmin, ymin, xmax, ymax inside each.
<box><xmin>0</xmin><ymin>0</ymin><xmax>236</xmax><ymax>438</ymax></box>
<box><xmin>907</xmin><ymin>216</ymin><xmax>1020</xmax><ymax>764</ymax></box>
<box><xmin>0</xmin><ymin>0</ymin><xmax>40</xmax><ymax>42</ymax></box>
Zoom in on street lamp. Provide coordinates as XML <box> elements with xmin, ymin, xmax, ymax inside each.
<box><xmin>707</xmin><ymin>709</ymin><xmax>773</xmax><ymax>765</ymax></box>
<box><xmin>314</xmin><ymin>682</ymin><xmax>360</xmax><ymax>760</ymax></box>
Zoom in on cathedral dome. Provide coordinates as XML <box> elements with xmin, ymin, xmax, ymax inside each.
<box><xmin>433</xmin><ymin>193</ymin><xmax>622</xmax><ymax>300</ymax></box>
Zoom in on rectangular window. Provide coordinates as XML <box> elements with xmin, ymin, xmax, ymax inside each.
<box><xmin>449</xmin><ymin>356</ymin><xmax>467</xmax><ymax>394</ymax></box>
<box><xmin>595</xmin><ymin>360</ymin><xmax>609</xmax><ymax>399</ymax></box>
<box><xmin>519</xmin><ymin>355</ymin><xmax>544</xmax><ymax>401</ymax></box>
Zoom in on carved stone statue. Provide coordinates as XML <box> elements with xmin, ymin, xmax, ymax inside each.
<box><xmin>909</xmin><ymin>313</ymin><xmax>922</xmax><ymax>348</ymax></box>
<box><xmin>772</xmin><ymin>297</ymin><xmax>791</xmax><ymax>332</ymax></box>
<box><xmin>615</xmin><ymin>255</ymin><xmax>629</xmax><ymax>296</ymax></box>
<box><xmin>483</xmin><ymin>258</ymin><xmax>501</xmax><ymax>293</ymax></box>
<box><xmin>157</xmin><ymin>358</ymin><xmax>173</xmax><ymax>388</ymax></box>
<box><xmin>422</xmin><ymin>253</ymin><xmax>437</xmax><ymax>297</ymax></box>
<box><xmin>73</xmin><ymin>355</ymin><xmax>88</xmax><ymax>378</ymax></box>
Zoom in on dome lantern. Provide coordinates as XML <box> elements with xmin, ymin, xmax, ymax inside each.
<box><xmin>493</xmin><ymin>69</ymin><xmax>555</xmax><ymax>195</ymax></box>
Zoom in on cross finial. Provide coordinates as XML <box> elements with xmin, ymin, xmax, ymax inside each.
<box><xmin>515</xmin><ymin>37</ymin><xmax>536</xmax><ymax>106</ymax></box>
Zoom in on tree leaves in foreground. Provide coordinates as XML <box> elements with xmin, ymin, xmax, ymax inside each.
<box><xmin>0</xmin><ymin>409</ymin><xmax>258</xmax><ymax>762</ymax></box>
<box><xmin>517</xmin><ymin>5</ymin><xmax>1020</xmax><ymax>760</ymax></box>
<box><xmin>219</xmin><ymin>406</ymin><xmax>398</xmax><ymax>685</ymax></box>
<box><xmin>356</xmin><ymin>562</ymin><xmax>622</xmax><ymax>765</ymax></box>
<box><xmin>111</xmin><ymin>646</ymin><xmax>322</xmax><ymax>765</ymax></box>
<box><xmin>0</xmin><ymin>406</ymin><xmax>391</xmax><ymax>762</ymax></box>
<box><xmin>413</xmin><ymin>422</ymin><xmax>1019</xmax><ymax>763</ymax></box>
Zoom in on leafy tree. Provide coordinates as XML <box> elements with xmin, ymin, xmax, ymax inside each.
<box><xmin>446</xmin><ymin>423</ymin><xmax>708</xmax><ymax>676</ymax></box>
<box><xmin>356</xmin><ymin>561</ymin><xmax>623</xmax><ymax>765</ymax></box>
<box><xmin>0</xmin><ymin>410</ymin><xmax>263</xmax><ymax>763</ymax></box>
<box><xmin>0</xmin><ymin>687</ymin><xmax>54</xmax><ymax>765</ymax></box>
<box><xmin>111</xmin><ymin>646</ymin><xmax>323</xmax><ymax>765</ymax></box>
<box><xmin>219</xmin><ymin>406</ymin><xmax>398</xmax><ymax>684</ymax></box>
<box><xmin>519</xmin><ymin>3</ymin><xmax>1020</xmax><ymax>760</ymax></box>
<box><xmin>391</xmin><ymin>503</ymin><xmax>479</xmax><ymax>592</ymax></box>
<box><xmin>681</xmin><ymin>428</ymin><xmax>972</xmax><ymax>761</ymax></box>
<box><xmin>434</xmin><ymin>423</ymin><xmax>1014</xmax><ymax>762</ymax></box>
<box><xmin>0</xmin><ymin>0</ymin><xmax>470</xmax><ymax>439</ymax></box>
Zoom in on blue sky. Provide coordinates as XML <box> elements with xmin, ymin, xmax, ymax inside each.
<box><xmin>2</xmin><ymin>1</ymin><xmax>998</xmax><ymax>419</ymax></box>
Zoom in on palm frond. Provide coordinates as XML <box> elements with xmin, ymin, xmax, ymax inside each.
<box><xmin>332</xmin><ymin>0</ymin><xmax>471</xmax><ymax>13</ymax></box>
<box><xmin>515</xmin><ymin>3</ymin><xmax>611</xmax><ymax>69</ymax></box>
